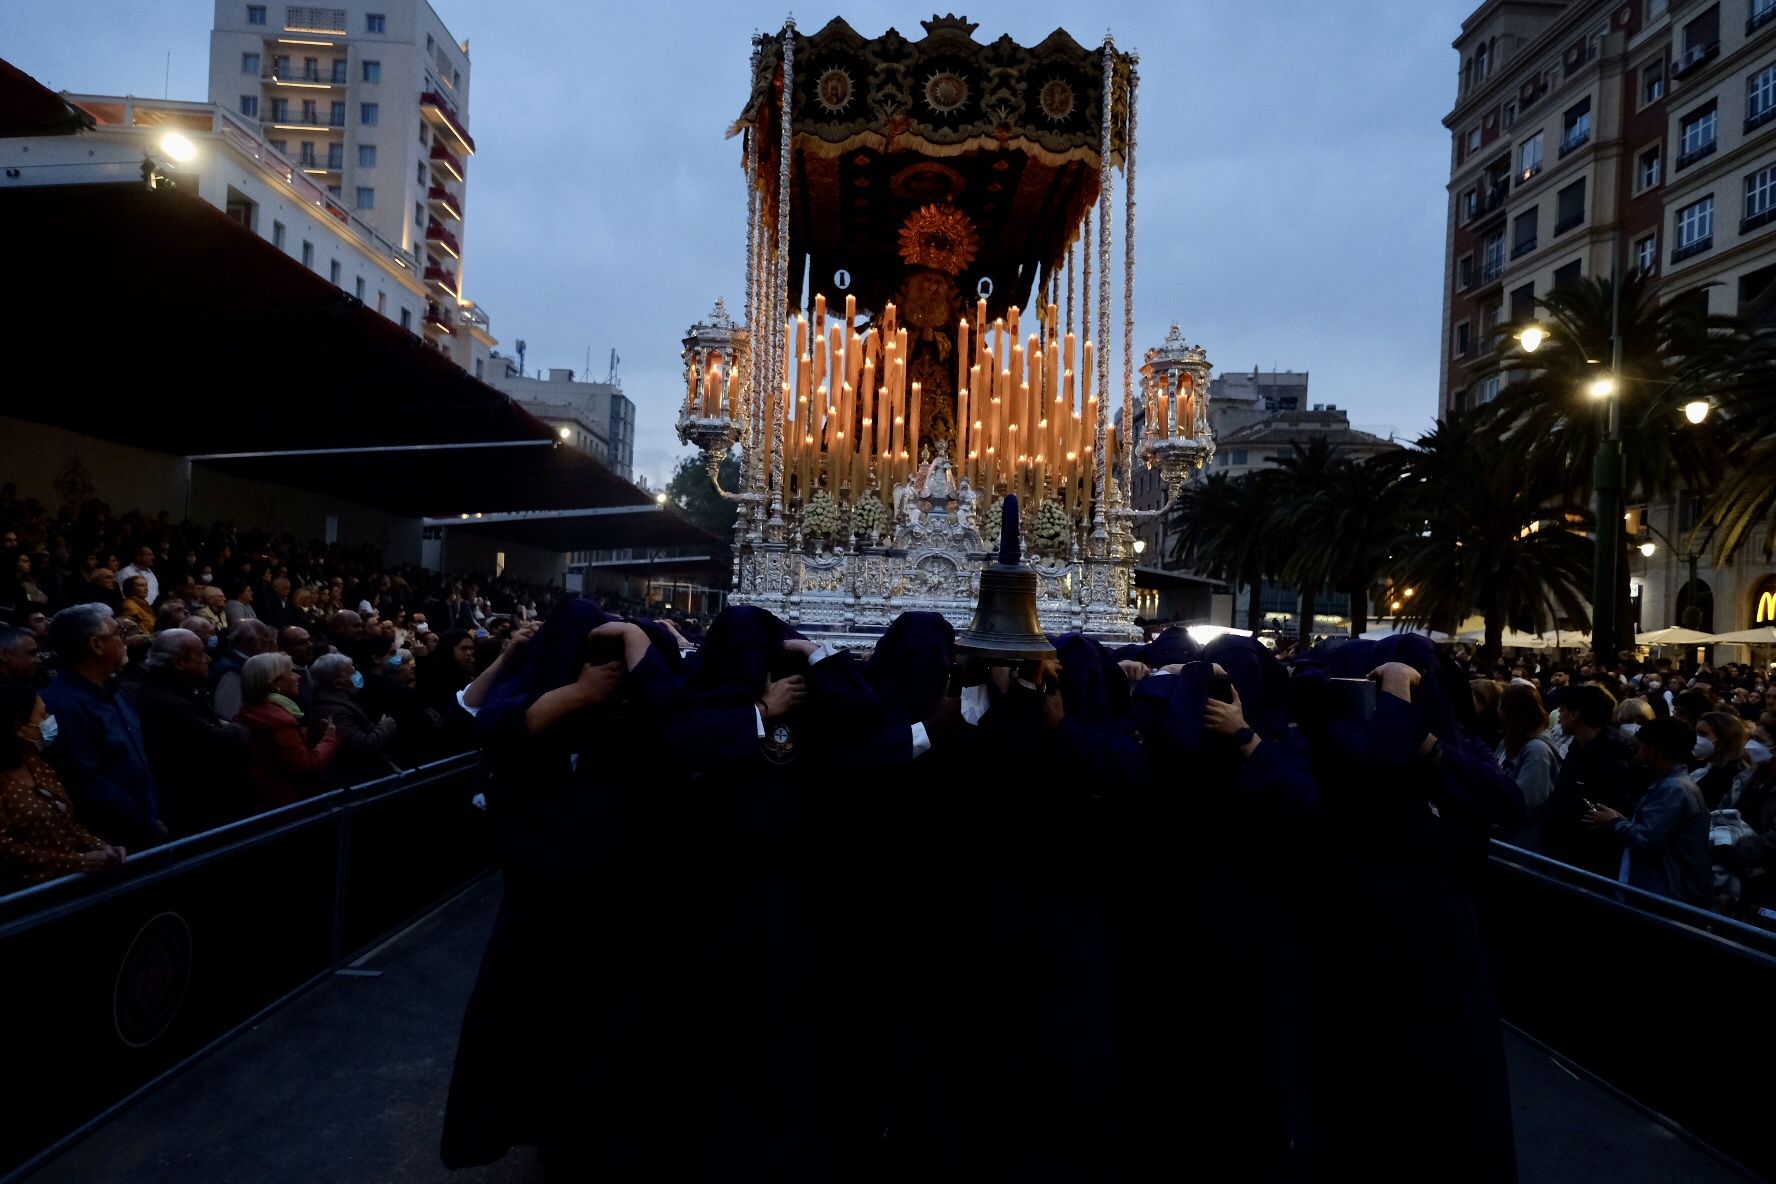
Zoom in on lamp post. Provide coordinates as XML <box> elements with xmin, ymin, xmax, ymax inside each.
<box><xmin>1636</xmin><ymin>522</ymin><xmax>1704</xmax><ymax>632</ymax></box>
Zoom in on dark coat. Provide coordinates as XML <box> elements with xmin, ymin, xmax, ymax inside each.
<box><xmin>1540</xmin><ymin>726</ymin><xmax>1641</xmax><ymax>876</ymax></box>
<box><xmin>41</xmin><ymin>670</ymin><xmax>162</xmax><ymax>849</ymax></box>
<box><xmin>310</xmin><ymin>685</ymin><xmax>399</xmax><ymax>787</ymax></box>
<box><xmin>133</xmin><ymin>666</ymin><xmax>249</xmax><ymax>836</ymax></box>
<box><xmin>1305</xmin><ymin>635</ymin><xmax>1524</xmax><ymax>1184</ymax></box>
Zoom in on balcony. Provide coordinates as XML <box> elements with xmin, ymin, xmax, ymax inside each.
<box><xmin>1744</xmin><ymin>206</ymin><xmax>1776</xmax><ymax>235</ymax></box>
<box><xmin>426</xmin><ymin>184</ymin><xmax>463</xmax><ymax>221</ymax></box>
<box><xmin>267</xmin><ymin>110</ymin><xmax>344</xmax><ymax>131</ymax></box>
<box><xmin>1675</xmin><ymin>140</ymin><xmax>1717</xmax><ymax>171</ymax></box>
<box><xmin>262</xmin><ymin>67</ymin><xmax>344</xmax><ymax>89</ymax></box>
<box><xmin>1479</xmin><ymin>256</ymin><xmax>1504</xmax><ymax>285</ymax></box>
<box><xmin>424</xmin><ymin>262</ymin><xmax>460</xmax><ymax>297</ymax></box>
<box><xmin>428</xmin><ymin>141</ymin><xmax>465</xmax><ymax>182</ymax></box>
<box><xmin>423</xmin><ymin>302</ymin><xmax>456</xmax><ymax>334</ymax></box>
<box><xmin>424</xmin><ymin>220</ymin><xmax>461</xmax><ymax>259</ymax></box>
<box><xmin>1671</xmin><ymin>235</ymin><xmax>1714</xmax><ymax>264</ymax></box>
<box><xmin>1553</xmin><ymin>214</ymin><xmax>1584</xmax><ymax>236</ymax></box>
<box><xmin>1671</xmin><ymin>42</ymin><xmax>1720</xmax><ymax>79</ymax></box>
<box><xmin>1558</xmin><ymin>129</ymin><xmax>1590</xmax><ymax>157</ymax></box>
<box><xmin>1749</xmin><ymin>106</ymin><xmax>1776</xmax><ymax>135</ymax></box>
<box><xmin>1751</xmin><ymin>4</ymin><xmax>1776</xmax><ymax>35</ymax></box>
<box><xmin>419</xmin><ymin>91</ymin><xmax>476</xmax><ymax>155</ymax></box>
<box><xmin>283</xmin><ymin>5</ymin><xmax>346</xmax><ymax>33</ymax></box>
<box><xmin>1511</xmin><ymin>236</ymin><xmax>1538</xmax><ymax>260</ymax></box>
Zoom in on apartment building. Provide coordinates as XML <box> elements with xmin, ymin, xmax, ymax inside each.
<box><xmin>1442</xmin><ymin>0</ymin><xmax>1776</xmax><ymax>640</ymax></box>
<box><xmin>207</xmin><ymin>0</ymin><xmax>483</xmax><ymax>362</ymax></box>
<box><xmin>487</xmin><ymin>364</ymin><xmax>638</xmax><ymax>482</ymax></box>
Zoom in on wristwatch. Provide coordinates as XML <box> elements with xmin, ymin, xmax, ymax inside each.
<box><xmin>1232</xmin><ymin>726</ymin><xmax>1256</xmax><ymax>748</ymax></box>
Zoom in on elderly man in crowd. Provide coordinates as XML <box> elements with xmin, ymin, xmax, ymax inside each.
<box><xmin>309</xmin><ymin>652</ymin><xmax>400</xmax><ymax>786</ymax></box>
<box><xmin>116</xmin><ymin>544</ymin><xmax>160</xmax><ymax>606</ymax></box>
<box><xmin>257</xmin><ymin>575</ymin><xmax>297</xmax><ymax>631</ymax></box>
<box><xmin>0</xmin><ymin>625</ymin><xmax>40</xmax><ymax>684</ymax></box>
<box><xmin>134</xmin><ymin>628</ymin><xmax>250</xmax><ymax>835</ymax></box>
<box><xmin>212</xmin><ymin>618</ymin><xmax>278</xmax><ymax>722</ymax></box>
<box><xmin>40</xmin><ymin>604</ymin><xmax>164</xmax><ymax>850</ymax></box>
<box><xmin>279</xmin><ymin>625</ymin><xmax>316</xmax><ymax>710</ymax></box>
<box><xmin>193</xmin><ymin>585</ymin><xmax>228</xmax><ymax>634</ymax></box>
<box><xmin>80</xmin><ymin>567</ymin><xmax>121</xmax><ymax>614</ymax></box>
<box><xmin>154</xmin><ymin>599</ymin><xmax>190</xmax><ymax>632</ymax></box>
<box><xmin>224</xmin><ymin>581</ymin><xmax>258</xmax><ymax>630</ymax></box>
<box><xmin>181</xmin><ymin>614</ymin><xmax>219</xmax><ymax>653</ymax></box>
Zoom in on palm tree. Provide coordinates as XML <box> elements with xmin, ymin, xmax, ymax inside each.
<box><xmin>1692</xmin><ymin>327</ymin><xmax>1776</xmax><ymax>561</ymax></box>
<box><xmin>1168</xmin><ymin>470</ymin><xmax>1281</xmax><ymax>632</ymax></box>
<box><xmin>1271</xmin><ymin>442</ymin><xmax>1411</xmax><ymax>637</ymax></box>
<box><xmin>1391</xmin><ymin>413</ymin><xmax>1594</xmax><ymax>663</ymax></box>
<box><xmin>1484</xmin><ymin>272</ymin><xmax>1744</xmax><ymax>643</ymax></box>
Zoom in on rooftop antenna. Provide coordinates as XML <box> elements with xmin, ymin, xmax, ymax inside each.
<box><xmin>607</xmin><ymin>348</ymin><xmax>621</xmax><ymax>385</ymax></box>
<box><xmin>515</xmin><ymin>339</ymin><xmax>527</xmax><ymax>376</ymax></box>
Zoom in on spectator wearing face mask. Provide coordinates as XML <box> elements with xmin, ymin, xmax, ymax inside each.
<box><xmin>1584</xmin><ymin>718</ymin><xmax>1711</xmax><ymax>907</ymax></box>
<box><xmin>0</xmin><ymin>681</ymin><xmax>125</xmax><ymax>889</ymax></box>
<box><xmin>308</xmin><ymin>653</ymin><xmax>399</xmax><ymax>786</ymax></box>
<box><xmin>1615</xmin><ymin>697</ymin><xmax>1654</xmax><ymax>741</ymax></box>
<box><xmin>1692</xmin><ymin>711</ymin><xmax>1755</xmax><ymax>811</ymax></box>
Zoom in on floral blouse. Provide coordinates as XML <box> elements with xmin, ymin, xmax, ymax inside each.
<box><xmin>0</xmin><ymin>752</ymin><xmax>108</xmax><ymax>888</ymax></box>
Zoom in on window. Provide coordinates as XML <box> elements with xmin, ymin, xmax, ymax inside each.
<box><xmin>418</xmin><ymin>124</ymin><xmax>427</xmax><ymax>146</ymax></box>
<box><xmin>327</xmin><ymin>184</ymin><xmax>340</xmax><ymax>198</ymax></box>
<box><xmin>1738</xmin><ymin>264</ymin><xmax>1776</xmax><ymax>316</ymax></box>
<box><xmin>475</xmin><ymin>359</ymin><xmax>484</xmax><ymax>379</ymax></box>
<box><xmin>242</xmin><ymin>52</ymin><xmax>261</xmax><ymax>74</ymax></box>
<box><xmin>328</xmin><ymin>100</ymin><xmax>344</xmax><ymax>125</ymax></box>
<box><xmin>356</xmin><ymin>186</ymin><xmax>375</xmax><ymax>210</ymax></box>
<box><xmin>1677</xmin><ymin>5</ymin><xmax>1721</xmax><ymax>74</ymax></box>
<box><xmin>1466</xmin><ymin>126</ymin><xmax>1481</xmax><ymax>155</ymax></box>
<box><xmin>452</xmin><ymin>70</ymin><xmax>461</xmax><ymax>90</ymax></box>
<box><xmin>326</xmin><ymin>142</ymin><xmax>342</xmax><ymax>169</ymax></box>
<box><xmin>1643</xmin><ymin>60</ymin><xmax>1665</xmax><ymax>104</ymax></box>
<box><xmin>300</xmin><ymin>99</ymin><xmax>317</xmax><ymax>124</ymax></box>
<box><xmin>1637</xmin><ymin>145</ymin><xmax>1662</xmax><ymax>191</ymax></box>
<box><xmin>1510</xmin><ymin>283</ymin><xmax>1536</xmax><ymax>323</ymax></box>
<box><xmin>1458</xmin><ymin>254</ymin><xmax>1476</xmax><ymax>290</ymax></box>
<box><xmin>299</xmin><ymin>140</ymin><xmax>316</xmax><ymax>165</ymax></box>
<box><xmin>414</xmin><ymin>202</ymin><xmax>424</xmax><ymax>227</ymax></box>
<box><xmin>271</xmin><ymin>220</ymin><xmax>286</xmax><ymax>249</ymax></box>
<box><xmin>301</xmin><ymin>240</ymin><xmax>314</xmax><ymax>269</ymax></box>
<box><xmin>355</xmin><ymin>276</ymin><xmax>366</xmax><ymax>300</ymax></box>
<box><xmin>1230</xmin><ymin>450</ymin><xmax>1249</xmax><ymax>467</ymax></box>
<box><xmin>1560</xmin><ymin>98</ymin><xmax>1591</xmax><ymax>154</ymax></box>
<box><xmin>1753</xmin><ymin>0</ymin><xmax>1776</xmax><ymax>33</ymax></box>
<box><xmin>269</xmin><ymin>97</ymin><xmax>288</xmax><ymax>121</ymax></box>
<box><xmin>246</xmin><ymin>4</ymin><xmax>266</xmax><ymax>23</ymax></box>
<box><xmin>239</xmin><ymin>95</ymin><xmax>259</xmax><ymax>118</ymax></box>
<box><xmin>1749</xmin><ymin>64</ymin><xmax>1776</xmax><ymax>132</ymax></box>
<box><xmin>360</xmin><ymin>102</ymin><xmax>379</xmax><ymax>125</ymax></box>
<box><xmin>1555</xmin><ymin>178</ymin><xmax>1586</xmax><ymax>234</ymax></box>
<box><xmin>1519</xmin><ymin>132</ymin><xmax>1544</xmax><ymax>181</ymax></box>
<box><xmin>269</xmin><ymin>137</ymin><xmax>287</xmax><ymax>154</ymax></box>
<box><xmin>1455</xmin><ymin>322</ymin><xmax>1473</xmax><ymax>357</ymax></box>
<box><xmin>416</xmin><ymin>161</ymin><xmax>426</xmax><ymax>185</ymax></box>
<box><xmin>1553</xmin><ymin>258</ymin><xmax>1583</xmax><ymax>289</ymax></box>
<box><xmin>426</xmin><ymin>34</ymin><xmax>435</xmax><ymax>52</ymax></box>
<box><xmin>302</xmin><ymin>57</ymin><xmax>318</xmax><ymax>81</ymax></box>
<box><xmin>1502</xmin><ymin>100</ymin><xmax>1518</xmax><ymax>130</ymax></box>
<box><xmin>362</xmin><ymin>60</ymin><xmax>380</xmax><ymax>83</ymax></box>
<box><xmin>1476</xmin><ymin>41</ymin><xmax>1491</xmax><ymax>80</ymax></box>
<box><xmin>1482</xmin><ymin>228</ymin><xmax>1506</xmax><ymax>281</ymax></box>
<box><xmin>1477</xmin><ymin>375</ymin><xmax>1501</xmax><ymax>405</ymax></box>
<box><xmin>400</xmin><ymin>307</ymin><xmax>413</xmax><ymax>330</ymax></box>
<box><xmin>1746</xmin><ymin>164</ymin><xmax>1776</xmax><ymax>230</ymax></box>
<box><xmin>1462</xmin><ymin>187</ymin><xmax>1480</xmax><ymax>221</ymax></box>
<box><xmin>1512</xmin><ymin>207</ymin><xmax>1538</xmax><ymax>258</ymax></box>
<box><xmin>366</xmin><ymin>12</ymin><xmax>385</xmax><ymax>33</ymax></box>
<box><xmin>358</xmin><ymin>144</ymin><xmax>377</xmax><ymax>167</ymax></box>
<box><xmin>1636</xmin><ymin>233</ymin><xmax>1659</xmax><ymax>274</ymax></box>
<box><xmin>332</xmin><ymin>59</ymin><xmax>346</xmax><ymax>83</ymax></box>
<box><xmin>1679</xmin><ymin>102</ymin><xmax>1718</xmax><ymax>167</ymax></box>
<box><xmin>1673</xmin><ymin>194</ymin><xmax>1715</xmax><ymax>261</ymax></box>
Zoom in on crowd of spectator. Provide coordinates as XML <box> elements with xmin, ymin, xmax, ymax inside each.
<box><xmin>0</xmin><ymin>486</ymin><xmax>700</xmax><ymax>892</ymax></box>
<box><xmin>1452</xmin><ymin>645</ymin><xmax>1776</xmax><ymax>921</ymax></box>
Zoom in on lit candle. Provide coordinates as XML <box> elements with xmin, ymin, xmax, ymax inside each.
<box><xmin>957</xmin><ymin>318</ymin><xmax>970</xmax><ymax>411</ymax></box>
<box><xmin>703</xmin><ymin>359</ymin><xmax>720</xmax><ymax>418</ymax></box>
<box><xmin>957</xmin><ymin>385</ymin><xmax>970</xmax><ymax>485</ymax></box>
<box><xmin>909</xmin><ymin>381</ymin><xmax>921</xmax><ymax>463</ymax></box>
<box><xmin>685</xmin><ymin>352</ymin><xmax>698</xmax><ymax>415</ymax></box>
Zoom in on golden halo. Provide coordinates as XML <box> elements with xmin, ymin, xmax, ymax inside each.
<box><xmin>1038</xmin><ymin>78</ymin><xmax>1075</xmax><ymax>123</ymax></box>
<box><xmin>924</xmin><ymin>71</ymin><xmax>969</xmax><ymax>115</ymax></box>
<box><xmin>815</xmin><ymin>68</ymin><xmax>854</xmax><ymax>116</ymax></box>
<box><xmin>897</xmin><ymin>204</ymin><xmax>980</xmax><ymax>276</ymax></box>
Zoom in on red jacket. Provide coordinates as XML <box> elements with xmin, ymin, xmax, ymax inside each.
<box><xmin>239</xmin><ymin>700</ymin><xmax>340</xmax><ymax>812</ymax></box>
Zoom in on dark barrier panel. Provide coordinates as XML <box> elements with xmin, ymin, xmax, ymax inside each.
<box><xmin>1481</xmin><ymin>844</ymin><xmax>1776</xmax><ymax>1181</ymax></box>
<box><xmin>0</xmin><ymin>755</ymin><xmax>489</xmax><ymax>1181</ymax></box>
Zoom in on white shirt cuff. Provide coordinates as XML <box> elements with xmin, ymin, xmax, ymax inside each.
<box><xmin>809</xmin><ymin>642</ymin><xmax>841</xmax><ymax>665</ymax></box>
<box><xmin>961</xmin><ymin>684</ymin><xmax>990</xmax><ymax>726</ymax></box>
<box><xmin>755</xmin><ymin>705</ymin><xmax>766</xmax><ymax>738</ymax></box>
<box><xmin>910</xmin><ymin>721</ymin><xmax>931</xmax><ymax>756</ymax></box>
<box><xmin>455</xmin><ymin>688</ymin><xmax>479</xmax><ymax>716</ymax></box>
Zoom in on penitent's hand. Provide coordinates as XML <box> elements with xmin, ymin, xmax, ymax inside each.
<box><xmin>1117</xmin><ymin>660</ymin><xmax>1151</xmax><ymax>684</ymax></box>
<box><xmin>1203</xmin><ymin>686</ymin><xmax>1249</xmax><ymax>736</ymax></box>
<box><xmin>1368</xmin><ymin>661</ymin><xmax>1422</xmax><ymax>703</ymax></box>
<box><xmin>783</xmin><ymin>638</ymin><xmax>820</xmax><ymax>661</ymax></box>
<box><xmin>575</xmin><ymin>660</ymin><xmax>624</xmax><ymax>706</ymax></box>
<box><xmin>761</xmin><ymin>674</ymin><xmax>806</xmax><ymax>719</ymax></box>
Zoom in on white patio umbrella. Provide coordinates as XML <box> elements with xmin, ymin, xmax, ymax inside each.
<box><xmin>1709</xmin><ymin>626</ymin><xmax>1776</xmax><ymax>644</ymax></box>
<box><xmin>1634</xmin><ymin>626</ymin><xmax>1720</xmax><ymax>645</ymax></box>
<box><xmin>1357</xmin><ymin>624</ymin><xmax>1456</xmax><ymax>642</ymax></box>
<box><xmin>1455</xmin><ymin>627</ymin><xmax>1570</xmax><ymax>650</ymax></box>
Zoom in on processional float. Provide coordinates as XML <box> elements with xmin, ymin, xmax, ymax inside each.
<box><xmin>677</xmin><ymin>15</ymin><xmax>1216</xmax><ymax>642</ymax></box>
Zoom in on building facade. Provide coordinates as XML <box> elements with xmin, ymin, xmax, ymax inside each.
<box><xmin>1442</xmin><ymin>0</ymin><xmax>1776</xmax><ymax>646</ymax></box>
<box><xmin>486</xmin><ymin>364</ymin><xmax>638</xmax><ymax>482</ymax></box>
<box><xmin>207</xmin><ymin>0</ymin><xmax>485</xmax><ymax>363</ymax></box>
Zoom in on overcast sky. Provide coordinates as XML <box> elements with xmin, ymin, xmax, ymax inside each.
<box><xmin>3</xmin><ymin>1</ymin><xmax>1480</xmax><ymax>488</ymax></box>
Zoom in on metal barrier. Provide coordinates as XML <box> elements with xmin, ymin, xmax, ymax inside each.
<box><xmin>0</xmin><ymin>754</ymin><xmax>491</xmax><ymax>1182</ymax></box>
<box><xmin>1482</xmin><ymin>842</ymin><xmax>1775</xmax><ymax>1182</ymax></box>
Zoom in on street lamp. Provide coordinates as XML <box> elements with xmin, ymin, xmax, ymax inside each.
<box><xmin>1636</xmin><ymin>522</ymin><xmax>1704</xmax><ymax>631</ymax></box>
<box><xmin>1684</xmin><ymin>399</ymin><xmax>1710</xmax><ymax>424</ymax></box>
<box><xmin>1515</xmin><ymin>323</ymin><xmax>1549</xmax><ymax>353</ymax></box>
<box><xmin>1586</xmin><ymin>374</ymin><xmax>1618</xmax><ymax>399</ymax></box>
<box><xmin>158</xmin><ymin>132</ymin><xmax>197</xmax><ymax>163</ymax></box>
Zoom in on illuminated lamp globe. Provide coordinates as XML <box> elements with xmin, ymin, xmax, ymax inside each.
<box><xmin>1515</xmin><ymin>324</ymin><xmax>1548</xmax><ymax>353</ymax></box>
<box><xmin>558</xmin><ymin>426</ymin><xmax>572</xmax><ymax>440</ymax></box>
<box><xmin>1586</xmin><ymin>375</ymin><xmax>1617</xmax><ymax>399</ymax></box>
<box><xmin>1684</xmin><ymin>400</ymin><xmax>1710</xmax><ymax>424</ymax></box>
<box><xmin>1639</xmin><ymin>541</ymin><xmax>1657</xmax><ymax>558</ymax></box>
<box><xmin>1133</xmin><ymin>538</ymin><xmax>1146</xmax><ymax>554</ymax></box>
<box><xmin>158</xmin><ymin>132</ymin><xmax>197</xmax><ymax>163</ymax></box>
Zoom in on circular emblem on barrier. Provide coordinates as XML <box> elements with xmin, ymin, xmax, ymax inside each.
<box><xmin>113</xmin><ymin>911</ymin><xmax>193</xmax><ymax>1049</ymax></box>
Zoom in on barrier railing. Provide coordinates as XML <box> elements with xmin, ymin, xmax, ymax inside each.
<box><xmin>0</xmin><ymin>753</ymin><xmax>490</xmax><ymax>1182</ymax></box>
<box><xmin>1482</xmin><ymin>842</ymin><xmax>1775</xmax><ymax>1181</ymax></box>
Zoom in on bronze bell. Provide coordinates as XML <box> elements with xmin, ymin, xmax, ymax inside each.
<box><xmin>957</xmin><ymin>494</ymin><xmax>1056</xmax><ymax>662</ymax></box>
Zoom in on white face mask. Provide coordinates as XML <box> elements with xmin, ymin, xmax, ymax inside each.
<box><xmin>1619</xmin><ymin>723</ymin><xmax>1640</xmax><ymax>740</ymax></box>
<box><xmin>1747</xmin><ymin>740</ymin><xmax>1773</xmax><ymax>766</ymax></box>
<box><xmin>1693</xmin><ymin>737</ymin><xmax>1716</xmax><ymax>763</ymax></box>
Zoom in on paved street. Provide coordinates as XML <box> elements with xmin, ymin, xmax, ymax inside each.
<box><xmin>22</xmin><ymin>874</ymin><xmax>1758</xmax><ymax>1184</ymax></box>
